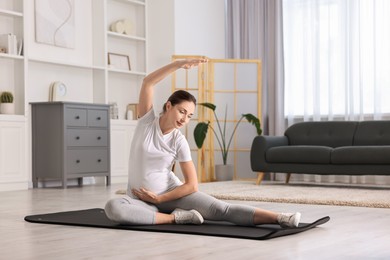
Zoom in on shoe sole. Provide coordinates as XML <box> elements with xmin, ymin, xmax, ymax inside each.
<box><xmin>293</xmin><ymin>212</ymin><xmax>302</xmax><ymax>227</ymax></box>
<box><xmin>190</xmin><ymin>209</ymin><xmax>204</xmax><ymax>225</ymax></box>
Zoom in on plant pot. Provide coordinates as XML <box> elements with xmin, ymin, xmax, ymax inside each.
<box><xmin>0</xmin><ymin>103</ymin><xmax>15</xmax><ymax>114</ymax></box>
<box><xmin>215</xmin><ymin>164</ymin><xmax>234</xmax><ymax>181</ymax></box>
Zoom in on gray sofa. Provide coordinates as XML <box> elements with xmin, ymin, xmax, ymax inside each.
<box><xmin>250</xmin><ymin>121</ymin><xmax>390</xmax><ymax>184</ymax></box>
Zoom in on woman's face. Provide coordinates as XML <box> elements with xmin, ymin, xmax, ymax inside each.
<box><xmin>166</xmin><ymin>101</ymin><xmax>195</xmax><ymax>129</ymax></box>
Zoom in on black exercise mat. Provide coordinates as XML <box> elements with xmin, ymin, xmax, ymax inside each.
<box><xmin>24</xmin><ymin>208</ymin><xmax>330</xmax><ymax>240</ymax></box>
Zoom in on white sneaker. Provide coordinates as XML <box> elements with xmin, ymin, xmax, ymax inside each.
<box><xmin>277</xmin><ymin>212</ymin><xmax>301</xmax><ymax>228</ymax></box>
<box><xmin>172</xmin><ymin>208</ymin><xmax>204</xmax><ymax>225</ymax></box>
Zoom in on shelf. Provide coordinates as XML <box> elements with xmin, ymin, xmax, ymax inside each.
<box><xmin>108</xmin><ymin>68</ymin><xmax>146</xmax><ymax>76</ymax></box>
<box><xmin>107</xmin><ymin>31</ymin><xmax>146</xmax><ymax>42</ymax></box>
<box><xmin>0</xmin><ymin>9</ymin><xmax>23</xmax><ymax>18</ymax></box>
<box><xmin>0</xmin><ymin>53</ymin><xmax>24</xmax><ymax>60</ymax></box>
<box><xmin>0</xmin><ymin>114</ymin><xmax>26</xmax><ymax>122</ymax></box>
<box><xmin>112</xmin><ymin>0</ymin><xmax>146</xmax><ymax>7</ymax></box>
<box><xmin>92</xmin><ymin>65</ymin><xmax>107</xmax><ymax>70</ymax></box>
<box><xmin>28</xmin><ymin>57</ymin><xmax>104</xmax><ymax>70</ymax></box>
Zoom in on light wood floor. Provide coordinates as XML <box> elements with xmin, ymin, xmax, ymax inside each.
<box><xmin>1</xmin><ymin>183</ymin><xmax>390</xmax><ymax>260</ymax></box>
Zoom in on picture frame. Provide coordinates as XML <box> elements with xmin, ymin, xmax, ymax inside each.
<box><xmin>108</xmin><ymin>52</ymin><xmax>131</xmax><ymax>70</ymax></box>
<box><xmin>35</xmin><ymin>0</ymin><xmax>75</xmax><ymax>49</ymax></box>
<box><xmin>126</xmin><ymin>103</ymin><xmax>138</xmax><ymax>120</ymax></box>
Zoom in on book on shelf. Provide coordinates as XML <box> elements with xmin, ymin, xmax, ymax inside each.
<box><xmin>0</xmin><ymin>33</ymin><xmax>18</xmax><ymax>55</ymax></box>
<box><xmin>17</xmin><ymin>39</ymin><xmax>23</xmax><ymax>56</ymax></box>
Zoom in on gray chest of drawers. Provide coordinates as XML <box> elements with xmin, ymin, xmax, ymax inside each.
<box><xmin>31</xmin><ymin>102</ymin><xmax>111</xmax><ymax>188</ymax></box>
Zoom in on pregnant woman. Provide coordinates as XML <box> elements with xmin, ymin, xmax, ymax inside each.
<box><xmin>105</xmin><ymin>59</ymin><xmax>301</xmax><ymax>227</ymax></box>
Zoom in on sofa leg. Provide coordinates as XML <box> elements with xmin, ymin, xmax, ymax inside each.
<box><xmin>286</xmin><ymin>173</ymin><xmax>291</xmax><ymax>184</ymax></box>
<box><xmin>256</xmin><ymin>172</ymin><xmax>265</xmax><ymax>185</ymax></box>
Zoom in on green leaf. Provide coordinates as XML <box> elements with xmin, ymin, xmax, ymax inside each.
<box><xmin>242</xmin><ymin>113</ymin><xmax>262</xmax><ymax>135</ymax></box>
<box><xmin>193</xmin><ymin>122</ymin><xmax>210</xmax><ymax>148</ymax></box>
<box><xmin>198</xmin><ymin>102</ymin><xmax>216</xmax><ymax>111</ymax></box>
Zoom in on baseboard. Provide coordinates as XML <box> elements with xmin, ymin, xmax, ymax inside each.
<box><xmin>0</xmin><ymin>181</ymin><xmax>29</xmax><ymax>191</ymax></box>
<box><xmin>110</xmin><ymin>175</ymin><xmax>127</xmax><ymax>184</ymax></box>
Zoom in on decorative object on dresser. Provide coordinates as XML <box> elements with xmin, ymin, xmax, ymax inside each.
<box><xmin>0</xmin><ymin>91</ymin><xmax>15</xmax><ymax>114</ymax></box>
<box><xmin>31</xmin><ymin>102</ymin><xmax>111</xmax><ymax>188</ymax></box>
<box><xmin>49</xmin><ymin>81</ymin><xmax>67</xmax><ymax>101</ymax></box>
<box><xmin>109</xmin><ymin>102</ymin><xmax>119</xmax><ymax>119</ymax></box>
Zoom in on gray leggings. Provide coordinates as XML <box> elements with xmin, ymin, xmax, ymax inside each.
<box><xmin>105</xmin><ymin>191</ymin><xmax>256</xmax><ymax>226</ymax></box>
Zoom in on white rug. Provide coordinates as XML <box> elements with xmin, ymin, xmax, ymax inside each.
<box><xmin>198</xmin><ymin>181</ymin><xmax>390</xmax><ymax>208</ymax></box>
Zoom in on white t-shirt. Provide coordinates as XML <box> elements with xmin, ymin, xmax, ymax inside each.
<box><xmin>127</xmin><ymin>108</ymin><xmax>192</xmax><ymax>198</ymax></box>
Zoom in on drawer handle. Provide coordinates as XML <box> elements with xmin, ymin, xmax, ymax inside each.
<box><xmin>76</xmin><ymin>160</ymin><xmax>80</xmax><ymax>163</ymax></box>
<box><xmin>76</xmin><ymin>136</ymin><xmax>80</xmax><ymax>140</ymax></box>
<box><xmin>97</xmin><ymin>136</ymin><xmax>101</xmax><ymax>140</ymax></box>
<box><xmin>97</xmin><ymin>117</ymin><xmax>101</xmax><ymax>120</ymax></box>
<box><xmin>97</xmin><ymin>159</ymin><xmax>102</xmax><ymax>163</ymax></box>
<box><xmin>75</xmin><ymin>116</ymin><xmax>80</xmax><ymax>120</ymax></box>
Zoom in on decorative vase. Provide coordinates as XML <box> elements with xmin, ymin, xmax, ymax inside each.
<box><xmin>215</xmin><ymin>164</ymin><xmax>234</xmax><ymax>181</ymax></box>
<box><xmin>0</xmin><ymin>103</ymin><xmax>15</xmax><ymax>114</ymax></box>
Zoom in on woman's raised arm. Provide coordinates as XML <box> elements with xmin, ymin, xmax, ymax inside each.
<box><xmin>137</xmin><ymin>59</ymin><xmax>207</xmax><ymax>118</ymax></box>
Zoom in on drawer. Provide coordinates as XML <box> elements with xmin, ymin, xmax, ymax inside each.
<box><xmin>88</xmin><ymin>109</ymin><xmax>108</xmax><ymax>128</ymax></box>
<box><xmin>66</xmin><ymin>129</ymin><xmax>108</xmax><ymax>147</ymax></box>
<box><xmin>66</xmin><ymin>108</ymin><xmax>87</xmax><ymax>127</ymax></box>
<box><xmin>67</xmin><ymin>149</ymin><xmax>108</xmax><ymax>174</ymax></box>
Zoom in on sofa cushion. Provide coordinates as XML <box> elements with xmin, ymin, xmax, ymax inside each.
<box><xmin>332</xmin><ymin>146</ymin><xmax>390</xmax><ymax>164</ymax></box>
<box><xmin>285</xmin><ymin>121</ymin><xmax>358</xmax><ymax>148</ymax></box>
<box><xmin>266</xmin><ymin>146</ymin><xmax>332</xmax><ymax>164</ymax></box>
<box><xmin>354</xmin><ymin>121</ymin><xmax>390</xmax><ymax>145</ymax></box>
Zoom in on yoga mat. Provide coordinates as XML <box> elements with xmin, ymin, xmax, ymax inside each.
<box><xmin>24</xmin><ymin>208</ymin><xmax>330</xmax><ymax>240</ymax></box>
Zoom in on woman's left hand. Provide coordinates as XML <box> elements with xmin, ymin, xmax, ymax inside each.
<box><xmin>132</xmin><ymin>188</ymin><xmax>160</xmax><ymax>204</ymax></box>
<box><xmin>178</xmin><ymin>58</ymin><xmax>208</xmax><ymax>69</ymax></box>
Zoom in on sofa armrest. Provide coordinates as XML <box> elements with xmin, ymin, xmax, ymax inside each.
<box><xmin>250</xmin><ymin>135</ymin><xmax>289</xmax><ymax>171</ymax></box>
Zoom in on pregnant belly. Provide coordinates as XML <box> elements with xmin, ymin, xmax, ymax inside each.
<box><xmin>129</xmin><ymin>171</ymin><xmax>172</xmax><ymax>195</ymax></box>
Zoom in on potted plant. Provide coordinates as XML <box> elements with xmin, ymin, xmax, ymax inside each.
<box><xmin>194</xmin><ymin>102</ymin><xmax>262</xmax><ymax>181</ymax></box>
<box><xmin>0</xmin><ymin>91</ymin><xmax>15</xmax><ymax>114</ymax></box>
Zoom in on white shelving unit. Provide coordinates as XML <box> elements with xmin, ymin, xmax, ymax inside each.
<box><xmin>0</xmin><ymin>0</ymin><xmax>147</xmax><ymax>190</ymax></box>
<box><xmin>0</xmin><ymin>0</ymin><xmax>25</xmax><ymax>116</ymax></box>
<box><xmin>105</xmin><ymin>0</ymin><xmax>146</xmax><ymax>183</ymax></box>
<box><xmin>0</xmin><ymin>0</ymin><xmax>27</xmax><ymax>191</ymax></box>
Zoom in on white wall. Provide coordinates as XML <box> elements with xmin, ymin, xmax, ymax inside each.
<box><xmin>147</xmin><ymin>0</ymin><xmax>226</xmax><ymax>112</ymax></box>
<box><xmin>174</xmin><ymin>0</ymin><xmax>226</xmax><ymax>58</ymax></box>
<box><xmin>147</xmin><ymin>0</ymin><xmax>175</xmax><ymax>113</ymax></box>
